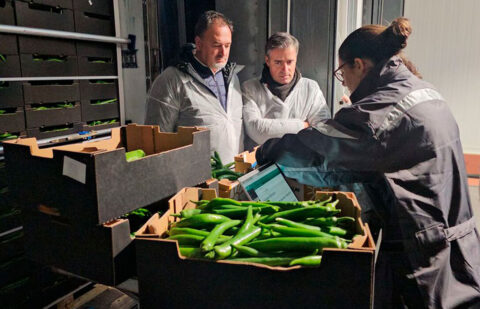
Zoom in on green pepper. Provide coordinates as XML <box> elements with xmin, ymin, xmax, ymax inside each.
<box><xmin>211</xmin><ymin>208</ymin><xmax>261</xmax><ymax>219</ymax></box>
<box><xmin>92</xmin><ymin>98</ymin><xmax>118</xmax><ymax>105</ymax></box>
<box><xmin>168</xmin><ymin>227</ymin><xmax>231</xmax><ymax>243</ymax></box>
<box><xmin>178</xmin><ymin>246</ymin><xmax>204</xmax><ymax>258</ymax></box>
<box><xmin>213</xmin><ymin>226</ymin><xmax>262</xmax><ymax>259</ymax></box>
<box><xmin>248</xmin><ymin>236</ymin><xmax>347</xmax><ymax>252</ymax></box>
<box><xmin>46</xmin><ymin>58</ymin><xmax>65</xmax><ymax>62</ymax></box>
<box><xmin>304</xmin><ymin>216</ymin><xmax>355</xmax><ymax>227</ymax></box>
<box><xmin>200</xmin><ymin>198</ymin><xmax>242</xmax><ymax>210</ymax></box>
<box><xmin>275</xmin><ymin>217</ymin><xmax>323</xmax><ymax>231</ymax></box>
<box><xmin>321</xmin><ymin>226</ymin><xmax>348</xmax><ymax>237</ymax></box>
<box><xmin>261</xmin><ymin>206</ymin><xmax>341</xmax><ymax>223</ymax></box>
<box><xmin>171</xmin><ymin>213</ymin><xmax>231</xmax><ymax>229</ymax></box>
<box><xmin>201</xmin><ymin>219</ymin><xmax>242</xmax><ymax>252</ymax></box>
<box><xmin>170</xmin><ymin>208</ymin><xmax>202</xmax><ymax>219</ymax></box>
<box><xmin>231</xmin><ymin>244</ymin><xmax>262</xmax><ymax>257</ymax></box>
<box><xmin>264</xmin><ymin>200</ymin><xmax>317</xmax><ymax>210</ymax></box>
<box><xmin>227</xmin><ymin>257</ymin><xmax>293</xmax><ymax>266</ymax></box>
<box><xmin>0</xmin><ymin>110</ymin><xmax>5</xmax><ymax>115</ymax></box>
<box><xmin>125</xmin><ymin>149</ymin><xmax>146</xmax><ymax>162</ymax></box>
<box><xmin>269</xmin><ymin>224</ymin><xmax>337</xmax><ymax>239</ymax></box>
<box><xmin>166</xmin><ymin>234</ymin><xmax>204</xmax><ymax>245</ymax></box>
<box><xmin>0</xmin><ymin>54</ymin><xmax>6</xmax><ymax>62</ymax></box>
<box><xmin>219</xmin><ymin>204</ymin><xmax>279</xmax><ymax>214</ymax></box>
<box><xmin>289</xmin><ymin>255</ymin><xmax>322</xmax><ymax>266</ymax></box>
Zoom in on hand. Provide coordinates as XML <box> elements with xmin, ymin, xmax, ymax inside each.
<box><xmin>304</xmin><ymin>121</ymin><xmax>310</xmax><ymax>128</ymax></box>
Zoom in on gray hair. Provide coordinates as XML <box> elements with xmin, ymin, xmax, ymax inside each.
<box><xmin>194</xmin><ymin>11</ymin><xmax>234</xmax><ymax>38</ymax></box>
<box><xmin>265</xmin><ymin>32</ymin><xmax>299</xmax><ymax>56</ymax></box>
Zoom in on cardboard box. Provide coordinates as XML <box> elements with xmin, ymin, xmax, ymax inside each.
<box><xmin>18</xmin><ymin>36</ymin><xmax>76</xmax><ymax>56</ymax></box>
<box><xmin>217</xmin><ymin>178</ymin><xmax>248</xmax><ymax>200</ymax></box>
<box><xmin>73</xmin><ymin>0</ymin><xmax>113</xmax><ymax>16</ymax></box>
<box><xmin>234</xmin><ymin>147</ymin><xmax>257</xmax><ymax>173</ymax></box>
<box><xmin>0</xmin><ymin>1</ymin><xmax>15</xmax><ymax>25</ymax></box>
<box><xmin>23</xmin><ymin>210</ymin><xmax>135</xmax><ymax>286</ymax></box>
<box><xmin>25</xmin><ymin>103</ymin><xmax>82</xmax><ymax>128</ymax></box>
<box><xmin>20</xmin><ymin>54</ymin><xmax>78</xmax><ymax>77</ymax></box>
<box><xmin>74</xmin><ymin>10</ymin><xmax>115</xmax><ymax>36</ymax></box>
<box><xmin>26</xmin><ymin>122</ymin><xmax>83</xmax><ymax>139</ymax></box>
<box><xmin>23</xmin><ymin>81</ymin><xmax>80</xmax><ymax>104</ymax></box>
<box><xmin>135</xmin><ymin>188</ymin><xmax>375</xmax><ymax>309</ymax></box>
<box><xmin>0</xmin><ymin>82</ymin><xmax>24</xmax><ymax>109</ymax></box>
<box><xmin>79</xmin><ymin>79</ymin><xmax>117</xmax><ymax>100</ymax></box>
<box><xmin>81</xmin><ymin>99</ymin><xmax>119</xmax><ymax>122</ymax></box>
<box><xmin>0</xmin><ymin>108</ymin><xmax>26</xmax><ymax>133</ymax></box>
<box><xmin>16</xmin><ymin>1</ymin><xmax>75</xmax><ymax>32</ymax></box>
<box><xmin>0</xmin><ymin>34</ymin><xmax>18</xmax><ymax>55</ymax></box>
<box><xmin>0</xmin><ymin>55</ymin><xmax>21</xmax><ymax>77</ymax></box>
<box><xmin>3</xmin><ymin>125</ymin><xmax>212</xmax><ymax>225</ymax></box>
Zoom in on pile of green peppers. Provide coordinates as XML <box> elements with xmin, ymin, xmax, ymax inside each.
<box><xmin>210</xmin><ymin>151</ymin><xmax>243</xmax><ymax>181</ymax></box>
<box><xmin>166</xmin><ymin>197</ymin><xmax>356</xmax><ymax>267</ymax></box>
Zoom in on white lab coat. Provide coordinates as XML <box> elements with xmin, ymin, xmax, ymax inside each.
<box><xmin>145</xmin><ymin>64</ymin><xmax>244</xmax><ymax>164</ymax></box>
<box><xmin>242</xmin><ymin>77</ymin><xmax>330</xmax><ymax>148</ymax></box>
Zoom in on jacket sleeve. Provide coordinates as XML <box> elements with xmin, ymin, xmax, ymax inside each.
<box><xmin>242</xmin><ymin>83</ymin><xmax>305</xmax><ymax>145</ymax></box>
<box><xmin>305</xmin><ymin>83</ymin><xmax>331</xmax><ymax>126</ymax></box>
<box><xmin>256</xmin><ymin>121</ymin><xmax>384</xmax><ymax>187</ymax></box>
<box><xmin>144</xmin><ymin>68</ymin><xmax>181</xmax><ymax>132</ymax></box>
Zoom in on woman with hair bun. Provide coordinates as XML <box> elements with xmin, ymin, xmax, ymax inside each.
<box><xmin>256</xmin><ymin>18</ymin><xmax>480</xmax><ymax>308</ymax></box>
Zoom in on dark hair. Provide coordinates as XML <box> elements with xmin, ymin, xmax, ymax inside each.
<box><xmin>265</xmin><ymin>32</ymin><xmax>299</xmax><ymax>56</ymax></box>
<box><xmin>194</xmin><ymin>10</ymin><xmax>234</xmax><ymax>38</ymax></box>
<box><xmin>339</xmin><ymin>17</ymin><xmax>421</xmax><ymax>77</ymax></box>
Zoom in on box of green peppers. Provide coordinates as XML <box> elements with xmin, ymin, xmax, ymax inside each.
<box><xmin>135</xmin><ymin>187</ymin><xmax>375</xmax><ymax>309</ymax></box>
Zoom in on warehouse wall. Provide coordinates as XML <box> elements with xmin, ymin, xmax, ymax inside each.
<box><xmin>404</xmin><ymin>0</ymin><xmax>480</xmax><ymax>154</ymax></box>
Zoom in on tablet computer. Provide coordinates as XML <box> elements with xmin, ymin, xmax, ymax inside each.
<box><xmin>237</xmin><ymin>163</ymin><xmax>298</xmax><ymax>202</ymax></box>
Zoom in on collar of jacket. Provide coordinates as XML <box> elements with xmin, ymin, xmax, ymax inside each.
<box><xmin>175</xmin><ymin>43</ymin><xmax>238</xmax><ymax>86</ymax></box>
<box><xmin>350</xmin><ymin>56</ymin><xmax>408</xmax><ymax>104</ymax></box>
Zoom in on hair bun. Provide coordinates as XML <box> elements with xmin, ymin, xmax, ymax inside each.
<box><xmin>388</xmin><ymin>17</ymin><xmax>412</xmax><ymax>48</ymax></box>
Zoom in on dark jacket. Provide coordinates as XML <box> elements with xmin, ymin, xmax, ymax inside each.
<box><xmin>256</xmin><ymin>56</ymin><xmax>480</xmax><ymax>308</ymax></box>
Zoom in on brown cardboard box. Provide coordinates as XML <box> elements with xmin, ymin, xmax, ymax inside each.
<box><xmin>3</xmin><ymin>124</ymin><xmax>211</xmax><ymax>225</ymax></box>
<box><xmin>234</xmin><ymin>147</ymin><xmax>257</xmax><ymax>173</ymax></box>
<box><xmin>135</xmin><ymin>188</ymin><xmax>375</xmax><ymax>309</ymax></box>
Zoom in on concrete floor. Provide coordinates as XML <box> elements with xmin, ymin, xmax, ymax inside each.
<box><xmin>470</xmin><ymin>185</ymin><xmax>480</xmax><ymax>229</ymax></box>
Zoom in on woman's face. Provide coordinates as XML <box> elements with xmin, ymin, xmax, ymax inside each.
<box><xmin>338</xmin><ymin>58</ymin><xmax>374</xmax><ymax>94</ymax></box>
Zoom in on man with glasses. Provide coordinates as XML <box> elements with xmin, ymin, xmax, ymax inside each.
<box><xmin>242</xmin><ymin>32</ymin><xmax>330</xmax><ymax>150</ymax></box>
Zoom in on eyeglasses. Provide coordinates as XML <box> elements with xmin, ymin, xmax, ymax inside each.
<box><xmin>334</xmin><ymin>62</ymin><xmax>348</xmax><ymax>83</ymax></box>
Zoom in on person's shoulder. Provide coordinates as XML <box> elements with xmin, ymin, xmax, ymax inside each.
<box><xmin>241</xmin><ymin>77</ymin><xmax>264</xmax><ymax>92</ymax></box>
<box><xmin>299</xmin><ymin>77</ymin><xmax>320</xmax><ymax>89</ymax></box>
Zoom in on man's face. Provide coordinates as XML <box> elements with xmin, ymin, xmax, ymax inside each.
<box><xmin>194</xmin><ymin>21</ymin><xmax>232</xmax><ymax>72</ymax></box>
<box><xmin>265</xmin><ymin>46</ymin><xmax>297</xmax><ymax>84</ymax></box>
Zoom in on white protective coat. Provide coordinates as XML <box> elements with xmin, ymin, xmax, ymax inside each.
<box><xmin>145</xmin><ymin>65</ymin><xmax>244</xmax><ymax>163</ymax></box>
<box><xmin>242</xmin><ymin>77</ymin><xmax>331</xmax><ymax>146</ymax></box>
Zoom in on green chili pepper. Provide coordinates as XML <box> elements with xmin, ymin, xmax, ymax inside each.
<box><xmin>178</xmin><ymin>246</ymin><xmax>204</xmax><ymax>258</ymax></box>
<box><xmin>168</xmin><ymin>227</ymin><xmax>231</xmax><ymax>243</ymax></box>
<box><xmin>0</xmin><ymin>54</ymin><xmax>6</xmax><ymax>62</ymax></box>
<box><xmin>248</xmin><ymin>236</ymin><xmax>347</xmax><ymax>252</ymax></box>
<box><xmin>304</xmin><ymin>216</ymin><xmax>355</xmax><ymax>227</ymax></box>
<box><xmin>264</xmin><ymin>200</ymin><xmax>317</xmax><ymax>210</ymax></box>
<box><xmin>0</xmin><ymin>110</ymin><xmax>5</xmax><ymax>115</ymax></box>
<box><xmin>289</xmin><ymin>255</ymin><xmax>322</xmax><ymax>266</ymax></box>
<box><xmin>200</xmin><ymin>198</ymin><xmax>242</xmax><ymax>210</ymax></box>
<box><xmin>125</xmin><ymin>149</ymin><xmax>146</xmax><ymax>162</ymax></box>
<box><xmin>213</xmin><ymin>226</ymin><xmax>262</xmax><ymax>259</ymax></box>
<box><xmin>227</xmin><ymin>257</ymin><xmax>293</xmax><ymax>266</ymax></box>
<box><xmin>201</xmin><ymin>219</ymin><xmax>242</xmax><ymax>252</ymax></box>
<box><xmin>261</xmin><ymin>206</ymin><xmax>341</xmax><ymax>223</ymax></box>
<box><xmin>275</xmin><ymin>217</ymin><xmax>325</xmax><ymax>232</ymax></box>
<box><xmin>166</xmin><ymin>234</ymin><xmax>204</xmax><ymax>245</ymax></box>
<box><xmin>231</xmin><ymin>244</ymin><xmax>262</xmax><ymax>257</ymax></box>
<box><xmin>269</xmin><ymin>224</ymin><xmax>337</xmax><ymax>239</ymax></box>
<box><xmin>170</xmin><ymin>208</ymin><xmax>202</xmax><ymax>219</ymax></box>
<box><xmin>46</xmin><ymin>57</ymin><xmax>65</xmax><ymax>62</ymax></box>
<box><xmin>92</xmin><ymin>98</ymin><xmax>117</xmax><ymax>105</ymax></box>
<box><xmin>321</xmin><ymin>226</ymin><xmax>348</xmax><ymax>237</ymax></box>
<box><xmin>219</xmin><ymin>204</ymin><xmax>279</xmax><ymax>214</ymax></box>
<box><xmin>171</xmin><ymin>213</ymin><xmax>231</xmax><ymax>229</ymax></box>
<box><xmin>211</xmin><ymin>208</ymin><xmax>261</xmax><ymax>219</ymax></box>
